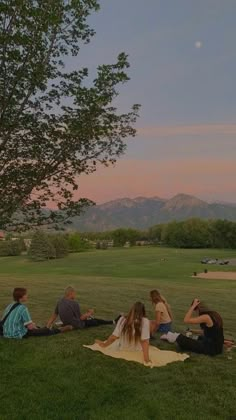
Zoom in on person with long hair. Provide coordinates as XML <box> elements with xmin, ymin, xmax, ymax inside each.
<box><xmin>161</xmin><ymin>299</ymin><xmax>224</xmax><ymax>356</ymax></box>
<box><xmin>95</xmin><ymin>302</ymin><xmax>152</xmax><ymax>366</ymax></box>
<box><xmin>150</xmin><ymin>290</ymin><xmax>173</xmax><ymax>334</ymax></box>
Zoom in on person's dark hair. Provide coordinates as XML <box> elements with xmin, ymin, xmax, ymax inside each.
<box><xmin>194</xmin><ymin>301</ymin><xmax>223</xmax><ymax>329</ymax></box>
<box><xmin>13</xmin><ymin>288</ymin><xmax>27</xmax><ymax>302</ymax></box>
<box><xmin>121</xmin><ymin>302</ymin><xmax>146</xmax><ymax>344</ymax></box>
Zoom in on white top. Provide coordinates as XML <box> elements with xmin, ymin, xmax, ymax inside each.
<box><xmin>112</xmin><ymin>316</ymin><xmax>150</xmax><ymax>351</ymax></box>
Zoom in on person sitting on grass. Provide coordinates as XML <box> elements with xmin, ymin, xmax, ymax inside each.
<box><xmin>47</xmin><ymin>286</ymin><xmax>118</xmax><ymax>331</ymax></box>
<box><xmin>1</xmin><ymin>288</ymin><xmax>62</xmax><ymax>339</ymax></box>
<box><xmin>95</xmin><ymin>302</ymin><xmax>152</xmax><ymax>366</ymax></box>
<box><xmin>160</xmin><ymin>299</ymin><xmax>224</xmax><ymax>356</ymax></box>
<box><xmin>149</xmin><ymin>289</ymin><xmax>173</xmax><ymax>334</ymax></box>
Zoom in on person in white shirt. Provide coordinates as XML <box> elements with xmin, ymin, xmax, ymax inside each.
<box><xmin>150</xmin><ymin>289</ymin><xmax>173</xmax><ymax>334</ymax></box>
<box><xmin>95</xmin><ymin>302</ymin><xmax>152</xmax><ymax>366</ymax></box>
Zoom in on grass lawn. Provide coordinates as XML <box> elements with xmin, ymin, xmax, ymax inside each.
<box><xmin>0</xmin><ymin>247</ymin><xmax>236</xmax><ymax>420</ymax></box>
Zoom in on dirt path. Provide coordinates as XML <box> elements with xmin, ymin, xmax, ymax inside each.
<box><xmin>194</xmin><ymin>271</ymin><xmax>236</xmax><ymax>280</ymax></box>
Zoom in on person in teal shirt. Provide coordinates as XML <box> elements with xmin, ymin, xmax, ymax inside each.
<box><xmin>3</xmin><ymin>288</ymin><xmax>33</xmax><ymax>339</ymax></box>
<box><xmin>2</xmin><ymin>288</ymin><xmax>61</xmax><ymax>339</ymax></box>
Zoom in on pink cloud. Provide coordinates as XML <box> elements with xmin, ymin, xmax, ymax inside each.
<box><xmin>138</xmin><ymin>123</ymin><xmax>236</xmax><ymax>138</ymax></box>
<box><xmin>75</xmin><ymin>157</ymin><xmax>236</xmax><ymax>203</ymax></box>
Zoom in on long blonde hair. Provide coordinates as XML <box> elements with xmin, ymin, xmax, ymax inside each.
<box><xmin>150</xmin><ymin>289</ymin><xmax>173</xmax><ymax>320</ymax></box>
<box><xmin>121</xmin><ymin>302</ymin><xmax>146</xmax><ymax>344</ymax></box>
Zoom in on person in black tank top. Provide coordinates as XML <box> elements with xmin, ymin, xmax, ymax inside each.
<box><xmin>160</xmin><ymin>299</ymin><xmax>224</xmax><ymax>356</ymax></box>
<box><xmin>198</xmin><ymin>311</ymin><xmax>224</xmax><ymax>355</ymax></box>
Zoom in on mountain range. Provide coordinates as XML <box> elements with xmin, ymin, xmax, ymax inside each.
<box><xmin>69</xmin><ymin>193</ymin><xmax>236</xmax><ymax>232</ymax></box>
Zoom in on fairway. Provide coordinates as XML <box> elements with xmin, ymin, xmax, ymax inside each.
<box><xmin>1</xmin><ymin>247</ymin><xmax>236</xmax><ymax>420</ymax></box>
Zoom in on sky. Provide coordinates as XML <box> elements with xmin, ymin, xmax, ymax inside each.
<box><xmin>69</xmin><ymin>0</ymin><xmax>236</xmax><ymax>203</ymax></box>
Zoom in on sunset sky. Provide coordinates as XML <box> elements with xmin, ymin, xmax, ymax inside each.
<box><xmin>71</xmin><ymin>0</ymin><xmax>236</xmax><ymax>203</ymax></box>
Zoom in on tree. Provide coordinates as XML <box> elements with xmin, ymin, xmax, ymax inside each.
<box><xmin>49</xmin><ymin>234</ymin><xmax>69</xmax><ymax>258</ymax></box>
<box><xmin>112</xmin><ymin>228</ymin><xmax>140</xmax><ymax>247</ymax></box>
<box><xmin>210</xmin><ymin>219</ymin><xmax>236</xmax><ymax>248</ymax></box>
<box><xmin>148</xmin><ymin>224</ymin><xmax>164</xmax><ymax>243</ymax></box>
<box><xmin>161</xmin><ymin>221</ymin><xmax>185</xmax><ymax>248</ymax></box>
<box><xmin>0</xmin><ymin>1</ymin><xmax>140</xmax><ymax>230</ymax></box>
<box><xmin>68</xmin><ymin>232</ymin><xmax>89</xmax><ymax>252</ymax></box>
<box><xmin>180</xmin><ymin>219</ymin><xmax>212</xmax><ymax>248</ymax></box>
<box><xmin>161</xmin><ymin>219</ymin><xmax>212</xmax><ymax>248</ymax></box>
<box><xmin>28</xmin><ymin>230</ymin><xmax>56</xmax><ymax>261</ymax></box>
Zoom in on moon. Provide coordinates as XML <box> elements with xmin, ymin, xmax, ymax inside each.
<box><xmin>195</xmin><ymin>41</ymin><xmax>203</xmax><ymax>49</ymax></box>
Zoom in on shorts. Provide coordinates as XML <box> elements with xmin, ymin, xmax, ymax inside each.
<box><xmin>158</xmin><ymin>322</ymin><xmax>172</xmax><ymax>333</ymax></box>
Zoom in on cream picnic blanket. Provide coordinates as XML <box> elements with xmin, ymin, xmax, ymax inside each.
<box><xmin>83</xmin><ymin>343</ymin><xmax>189</xmax><ymax>368</ymax></box>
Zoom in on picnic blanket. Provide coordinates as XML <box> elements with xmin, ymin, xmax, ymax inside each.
<box><xmin>83</xmin><ymin>343</ymin><xmax>189</xmax><ymax>368</ymax></box>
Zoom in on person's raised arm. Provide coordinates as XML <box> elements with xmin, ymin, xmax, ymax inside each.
<box><xmin>183</xmin><ymin>299</ymin><xmax>212</xmax><ymax>326</ymax></box>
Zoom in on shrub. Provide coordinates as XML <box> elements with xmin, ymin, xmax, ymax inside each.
<box><xmin>0</xmin><ymin>240</ymin><xmax>22</xmax><ymax>257</ymax></box>
<box><xmin>7</xmin><ymin>240</ymin><xmax>22</xmax><ymax>256</ymax></box>
<box><xmin>68</xmin><ymin>233</ymin><xmax>90</xmax><ymax>253</ymax></box>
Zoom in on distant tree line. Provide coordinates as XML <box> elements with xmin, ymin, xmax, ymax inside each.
<box><xmin>0</xmin><ymin>231</ymin><xmax>90</xmax><ymax>261</ymax></box>
<box><xmin>151</xmin><ymin>219</ymin><xmax>236</xmax><ymax>249</ymax></box>
<box><xmin>81</xmin><ymin>219</ymin><xmax>236</xmax><ymax>249</ymax></box>
<box><xmin>1</xmin><ymin>218</ymin><xmax>236</xmax><ymax>261</ymax></box>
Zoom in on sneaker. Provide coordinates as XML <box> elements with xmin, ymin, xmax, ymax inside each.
<box><xmin>165</xmin><ymin>332</ymin><xmax>180</xmax><ymax>343</ymax></box>
<box><xmin>160</xmin><ymin>333</ymin><xmax>168</xmax><ymax>341</ymax></box>
<box><xmin>55</xmin><ymin>321</ymin><xmax>63</xmax><ymax>327</ymax></box>
<box><xmin>144</xmin><ymin>360</ymin><xmax>153</xmax><ymax>368</ymax></box>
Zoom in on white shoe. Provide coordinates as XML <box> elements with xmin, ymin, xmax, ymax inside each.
<box><xmin>160</xmin><ymin>333</ymin><xmax>168</xmax><ymax>340</ymax></box>
<box><xmin>55</xmin><ymin>321</ymin><xmax>63</xmax><ymax>327</ymax></box>
<box><xmin>162</xmin><ymin>332</ymin><xmax>180</xmax><ymax>343</ymax></box>
<box><xmin>144</xmin><ymin>360</ymin><xmax>153</xmax><ymax>368</ymax></box>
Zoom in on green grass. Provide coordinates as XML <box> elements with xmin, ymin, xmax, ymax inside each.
<box><xmin>0</xmin><ymin>247</ymin><xmax>236</xmax><ymax>420</ymax></box>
